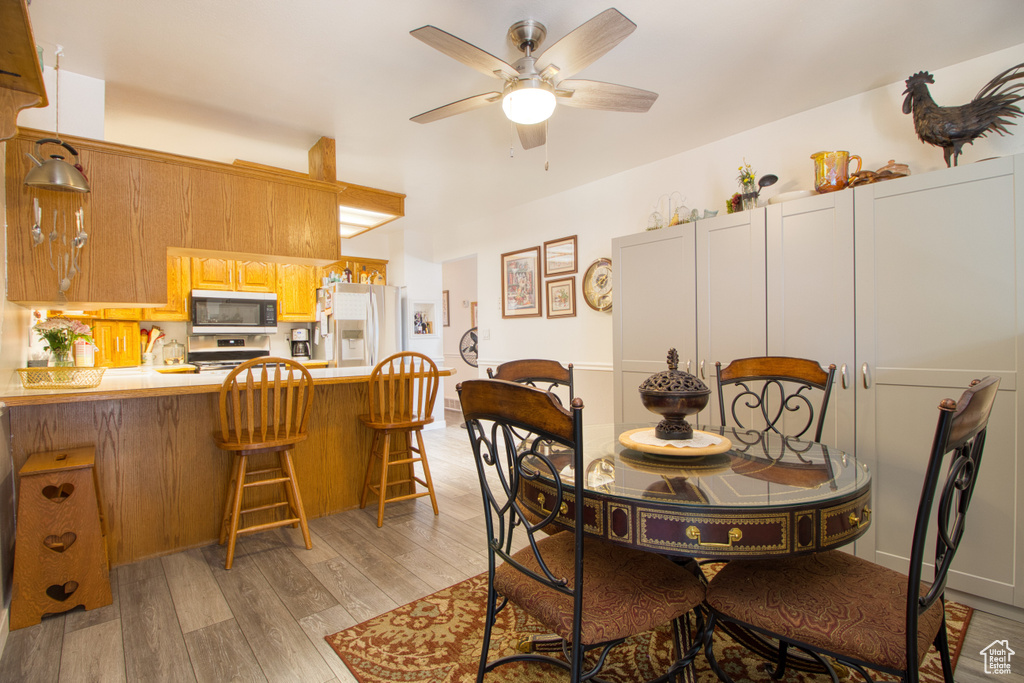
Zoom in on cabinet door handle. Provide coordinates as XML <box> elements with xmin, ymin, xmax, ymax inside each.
<box><xmin>700</xmin><ymin>359</ymin><xmax>705</xmax><ymax>379</ymax></box>
<box><xmin>686</xmin><ymin>359</ymin><xmax>692</xmax><ymax>374</ymax></box>
<box><xmin>841</xmin><ymin>363</ymin><xmax>848</xmax><ymax>389</ymax></box>
<box><xmin>115</xmin><ymin>336</ymin><xmax>120</xmax><ymax>352</ymax></box>
<box><xmin>861</xmin><ymin>362</ymin><xmax>871</xmax><ymax>389</ymax></box>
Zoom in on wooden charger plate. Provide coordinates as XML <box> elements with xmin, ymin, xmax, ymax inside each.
<box><xmin>618</xmin><ymin>428</ymin><xmax>732</xmax><ymax>457</ymax></box>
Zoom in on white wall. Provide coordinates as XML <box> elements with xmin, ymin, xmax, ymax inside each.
<box><xmin>17</xmin><ymin>66</ymin><xmax>105</xmax><ymax>140</ymax></box>
<box><xmin>441</xmin><ymin>256</ymin><xmax>477</xmax><ymax>412</ymax></box>
<box><xmin>431</xmin><ymin>42</ymin><xmax>1024</xmax><ymax>426</ymax></box>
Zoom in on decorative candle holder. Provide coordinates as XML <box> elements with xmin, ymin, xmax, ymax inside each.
<box><xmin>638</xmin><ymin>348</ymin><xmax>710</xmax><ymax>440</ymax></box>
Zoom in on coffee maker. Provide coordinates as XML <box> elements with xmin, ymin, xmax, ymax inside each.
<box><xmin>290</xmin><ymin>328</ymin><xmax>311</xmax><ymax>359</ymax></box>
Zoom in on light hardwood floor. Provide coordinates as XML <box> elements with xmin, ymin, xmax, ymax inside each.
<box><xmin>0</xmin><ymin>415</ymin><xmax>1021</xmax><ymax>682</ymax></box>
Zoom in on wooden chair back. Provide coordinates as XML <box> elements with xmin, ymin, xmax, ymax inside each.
<box><xmin>715</xmin><ymin>356</ymin><xmax>836</xmax><ymax>441</ymax></box>
<box><xmin>366</xmin><ymin>352</ymin><xmax>439</xmax><ymax>426</ymax></box>
<box><xmin>218</xmin><ymin>357</ymin><xmax>314</xmax><ymax>448</ymax></box>
<box><xmin>487</xmin><ymin>358</ymin><xmax>574</xmax><ymax>403</ymax></box>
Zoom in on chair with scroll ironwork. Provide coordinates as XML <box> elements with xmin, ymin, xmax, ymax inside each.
<box><xmin>359</xmin><ymin>351</ymin><xmax>440</xmax><ymax>528</ymax></box>
<box><xmin>214</xmin><ymin>357</ymin><xmax>315</xmax><ymax>570</ymax></box>
<box><xmin>715</xmin><ymin>356</ymin><xmax>836</xmax><ymax>442</ymax></box>
<box><xmin>487</xmin><ymin>358</ymin><xmax>574</xmax><ymax>404</ymax></box>
<box><xmin>703</xmin><ymin>375</ymin><xmax>1000</xmax><ymax>683</ymax></box>
<box><xmin>458</xmin><ymin>378</ymin><xmax>706</xmax><ymax>682</ymax></box>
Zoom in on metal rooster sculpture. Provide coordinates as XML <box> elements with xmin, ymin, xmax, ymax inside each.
<box><xmin>902</xmin><ymin>62</ymin><xmax>1024</xmax><ymax>167</ymax></box>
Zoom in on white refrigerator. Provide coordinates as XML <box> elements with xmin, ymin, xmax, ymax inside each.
<box><xmin>311</xmin><ymin>283</ymin><xmax>404</xmax><ymax>367</ymax></box>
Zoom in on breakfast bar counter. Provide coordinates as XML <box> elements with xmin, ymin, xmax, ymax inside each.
<box><xmin>1</xmin><ymin>365</ymin><xmax>454</xmax><ymax>566</ymax></box>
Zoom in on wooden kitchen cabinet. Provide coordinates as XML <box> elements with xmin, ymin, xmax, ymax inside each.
<box><xmin>321</xmin><ymin>257</ymin><xmax>388</xmax><ymax>284</ymax></box>
<box><xmin>92</xmin><ymin>320</ymin><xmax>140</xmax><ymax>367</ymax></box>
<box><xmin>190</xmin><ymin>257</ymin><xmax>276</xmax><ymax>293</ymax></box>
<box><xmin>276</xmin><ymin>263</ymin><xmax>318</xmax><ymax>322</ymax></box>
<box><xmin>102</xmin><ymin>308</ymin><xmax>144</xmax><ymax>320</ymax></box>
<box><xmin>144</xmin><ymin>253</ymin><xmax>191</xmax><ymax>321</ymax></box>
<box><xmin>190</xmin><ymin>257</ymin><xmax>235</xmax><ymax>291</ymax></box>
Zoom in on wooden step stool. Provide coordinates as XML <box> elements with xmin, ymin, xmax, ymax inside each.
<box><xmin>10</xmin><ymin>447</ymin><xmax>112</xmax><ymax>630</ymax></box>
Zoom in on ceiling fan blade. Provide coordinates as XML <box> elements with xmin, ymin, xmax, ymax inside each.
<box><xmin>517</xmin><ymin>122</ymin><xmax>546</xmax><ymax>150</ymax></box>
<box><xmin>411</xmin><ymin>92</ymin><xmax>502</xmax><ymax>124</ymax></box>
<box><xmin>537</xmin><ymin>8</ymin><xmax>636</xmax><ymax>82</ymax></box>
<box><xmin>556</xmin><ymin>79</ymin><xmax>658</xmax><ymax>112</ymax></box>
<box><xmin>411</xmin><ymin>25</ymin><xmax>518</xmax><ymax>79</ymax></box>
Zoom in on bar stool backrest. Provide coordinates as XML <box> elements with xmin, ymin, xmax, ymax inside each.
<box><xmin>218</xmin><ymin>357</ymin><xmax>315</xmax><ymax>447</ymax></box>
<box><xmin>367</xmin><ymin>352</ymin><xmax>439</xmax><ymax>425</ymax></box>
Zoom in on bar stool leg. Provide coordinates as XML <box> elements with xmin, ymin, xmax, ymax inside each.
<box><xmin>224</xmin><ymin>454</ymin><xmax>248</xmax><ymax>570</ymax></box>
<box><xmin>376</xmin><ymin>432</ymin><xmax>392</xmax><ymax>527</ymax></box>
<box><xmin>280</xmin><ymin>450</ymin><xmax>312</xmax><ymax>549</ymax></box>
<box><xmin>415</xmin><ymin>429</ymin><xmax>439</xmax><ymax>516</ymax></box>
<box><xmin>360</xmin><ymin>430</ymin><xmax>381</xmax><ymax>510</ymax></box>
<box><xmin>220</xmin><ymin>455</ymin><xmax>242</xmax><ymax>545</ymax></box>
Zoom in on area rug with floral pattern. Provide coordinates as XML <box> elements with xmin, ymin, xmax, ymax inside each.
<box><xmin>325</xmin><ymin>572</ymin><xmax>972</xmax><ymax>682</ymax></box>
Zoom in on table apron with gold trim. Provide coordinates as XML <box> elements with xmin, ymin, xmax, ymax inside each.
<box><xmin>520</xmin><ymin>479</ymin><xmax>871</xmax><ymax>560</ymax></box>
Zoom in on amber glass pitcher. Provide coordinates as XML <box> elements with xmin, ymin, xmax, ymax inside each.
<box><xmin>811</xmin><ymin>151</ymin><xmax>862</xmax><ymax>193</ymax></box>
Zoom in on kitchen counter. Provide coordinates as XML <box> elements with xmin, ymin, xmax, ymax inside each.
<box><xmin>3</xmin><ymin>363</ymin><xmax>457</xmax><ymax>566</ymax></box>
<box><xmin>0</xmin><ymin>364</ymin><xmax>441</xmax><ymax>406</ymax></box>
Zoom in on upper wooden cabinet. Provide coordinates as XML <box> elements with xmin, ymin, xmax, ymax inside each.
<box><xmin>190</xmin><ymin>257</ymin><xmax>275</xmax><ymax>293</ymax></box>
<box><xmin>92</xmin><ymin>320</ymin><xmax>140</xmax><ymax>368</ymax></box>
<box><xmin>0</xmin><ymin>0</ymin><xmax>47</xmax><ymax>141</ymax></box>
<box><xmin>5</xmin><ymin>128</ymin><xmax>342</xmax><ymax>306</ymax></box>
<box><xmin>276</xmin><ymin>263</ymin><xmax>318</xmax><ymax>322</ymax></box>
<box><xmin>144</xmin><ymin>253</ymin><xmax>191</xmax><ymax>321</ymax></box>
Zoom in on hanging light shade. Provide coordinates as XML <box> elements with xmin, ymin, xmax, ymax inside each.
<box><xmin>24</xmin><ymin>139</ymin><xmax>90</xmax><ymax>192</ymax></box>
<box><xmin>501</xmin><ymin>78</ymin><xmax>556</xmax><ymax>125</ymax></box>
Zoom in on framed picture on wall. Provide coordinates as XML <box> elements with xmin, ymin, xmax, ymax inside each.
<box><xmin>546</xmin><ymin>277</ymin><xmax>576</xmax><ymax>318</ymax></box>
<box><xmin>543</xmin><ymin>235</ymin><xmax>577</xmax><ymax>277</ymax></box>
<box><xmin>501</xmin><ymin>247</ymin><xmax>542</xmax><ymax>318</ymax></box>
<box><xmin>442</xmin><ymin>290</ymin><xmax>450</xmax><ymax>327</ymax></box>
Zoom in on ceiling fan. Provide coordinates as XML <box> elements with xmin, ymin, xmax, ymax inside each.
<box><xmin>409</xmin><ymin>8</ymin><xmax>658</xmax><ymax>150</ymax></box>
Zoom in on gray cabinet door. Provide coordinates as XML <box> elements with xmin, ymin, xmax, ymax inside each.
<box><xmin>854</xmin><ymin>156</ymin><xmax>1023</xmax><ymax>606</ymax></box>
<box><xmin>696</xmin><ymin>209</ymin><xmax>768</xmax><ymax>426</ymax></box>
<box><xmin>612</xmin><ymin>223</ymin><xmax>696</xmax><ymax>424</ymax></box>
<box><xmin>766</xmin><ymin>191</ymin><xmax>855</xmax><ymax>454</ymax></box>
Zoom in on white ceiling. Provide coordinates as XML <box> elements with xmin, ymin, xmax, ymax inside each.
<box><xmin>23</xmin><ymin>0</ymin><xmax>1024</xmax><ymax>235</ymax></box>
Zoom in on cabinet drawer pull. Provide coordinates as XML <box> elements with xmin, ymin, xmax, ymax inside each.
<box><xmin>686</xmin><ymin>525</ymin><xmax>742</xmax><ymax>548</ymax></box>
<box><xmin>861</xmin><ymin>362</ymin><xmax>871</xmax><ymax>389</ymax></box>
<box><xmin>849</xmin><ymin>506</ymin><xmax>872</xmax><ymax>529</ymax></box>
<box><xmin>841</xmin><ymin>363</ymin><xmax>848</xmax><ymax>389</ymax></box>
<box><xmin>559</xmin><ymin>502</ymin><xmax>568</xmax><ymax>515</ymax></box>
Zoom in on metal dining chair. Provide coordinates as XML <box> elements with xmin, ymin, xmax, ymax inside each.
<box><xmin>703</xmin><ymin>376</ymin><xmax>1000</xmax><ymax>683</ymax></box>
<box><xmin>458</xmin><ymin>378</ymin><xmax>706</xmax><ymax>682</ymax></box>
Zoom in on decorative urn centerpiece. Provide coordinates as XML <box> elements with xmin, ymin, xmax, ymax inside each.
<box><xmin>638</xmin><ymin>348</ymin><xmax>710</xmax><ymax>440</ymax></box>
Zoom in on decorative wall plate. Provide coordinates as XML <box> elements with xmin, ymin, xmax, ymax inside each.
<box><xmin>582</xmin><ymin>258</ymin><xmax>612</xmax><ymax>311</ymax></box>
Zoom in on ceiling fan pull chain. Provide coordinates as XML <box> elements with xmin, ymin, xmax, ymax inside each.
<box><xmin>509</xmin><ymin>120</ymin><xmax>515</xmax><ymax>158</ymax></box>
<box><xmin>544</xmin><ymin>120</ymin><xmax>549</xmax><ymax>171</ymax></box>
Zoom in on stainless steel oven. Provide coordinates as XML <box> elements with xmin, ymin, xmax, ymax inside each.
<box><xmin>190</xmin><ymin>290</ymin><xmax>278</xmax><ymax>334</ymax></box>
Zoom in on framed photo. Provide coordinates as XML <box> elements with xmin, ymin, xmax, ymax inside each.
<box><xmin>411</xmin><ymin>301</ymin><xmax>437</xmax><ymax>337</ymax></box>
<box><xmin>442</xmin><ymin>290</ymin><xmax>450</xmax><ymax>327</ymax></box>
<box><xmin>501</xmin><ymin>247</ymin><xmax>542</xmax><ymax>318</ymax></box>
<box><xmin>543</xmin><ymin>235</ymin><xmax>577</xmax><ymax>277</ymax></box>
<box><xmin>546</xmin><ymin>277</ymin><xmax>576</xmax><ymax>318</ymax></box>
<box><xmin>471</xmin><ymin>301</ymin><xmax>478</xmax><ymax>328</ymax></box>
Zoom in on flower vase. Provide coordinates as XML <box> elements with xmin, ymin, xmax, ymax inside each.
<box><xmin>741</xmin><ymin>180</ymin><xmax>757</xmax><ymax>211</ymax></box>
<box><xmin>49</xmin><ymin>350</ymin><xmax>73</xmax><ymax>367</ymax></box>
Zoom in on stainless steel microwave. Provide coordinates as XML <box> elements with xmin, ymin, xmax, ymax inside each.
<box><xmin>190</xmin><ymin>290</ymin><xmax>278</xmax><ymax>334</ymax></box>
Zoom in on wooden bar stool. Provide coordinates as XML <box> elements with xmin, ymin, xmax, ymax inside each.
<box><xmin>359</xmin><ymin>352</ymin><xmax>440</xmax><ymax>527</ymax></box>
<box><xmin>11</xmin><ymin>446</ymin><xmax>112</xmax><ymax>630</ymax></box>
<box><xmin>214</xmin><ymin>357</ymin><xmax>315</xmax><ymax>569</ymax></box>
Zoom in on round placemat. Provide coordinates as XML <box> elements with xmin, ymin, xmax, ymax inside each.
<box><xmin>618</xmin><ymin>428</ymin><xmax>732</xmax><ymax>457</ymax></box>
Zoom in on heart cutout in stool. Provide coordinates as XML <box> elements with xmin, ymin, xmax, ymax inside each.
<box><xmin>46</xmin><ymin>581</ymin><xmax>79</xmax><ymax>602</ymax></box>
<box><xmin>43</xmin><ymin>532</ymin><xmax>77</xmax><ymax>553</ymax></box>
<box><xmin>42</xmin><ymin>483</ymin><xmax>74</xmax><ymax>502</ymax></box>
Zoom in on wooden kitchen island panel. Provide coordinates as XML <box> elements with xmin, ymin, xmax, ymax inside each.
<box><xmin>7</xmin><ymin>380</ymin><xmax>386</xmax><ymax>567</ymax></box>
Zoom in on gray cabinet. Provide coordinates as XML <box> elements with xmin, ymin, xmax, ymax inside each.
<box><xmin>854</xmin><ymin>156</ymin><xmax>1023</xmax><ymax>607</ymax></box>
<box><xmin>613</xmin><ymin>154</ymin><xmax>1024</xmax><ymax>610</ymax></box>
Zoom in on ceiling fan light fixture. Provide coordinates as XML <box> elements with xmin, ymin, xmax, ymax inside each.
<box><xmin>501</xmin><ymin>79</ymin><xmax>556</xmax><ymax>125</ymax></box>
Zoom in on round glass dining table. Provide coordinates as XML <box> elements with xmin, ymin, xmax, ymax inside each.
<box><xmin>518</xmin><ymin>423</ymin><xmax>872</xmax><ymax>560</ymax></box>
